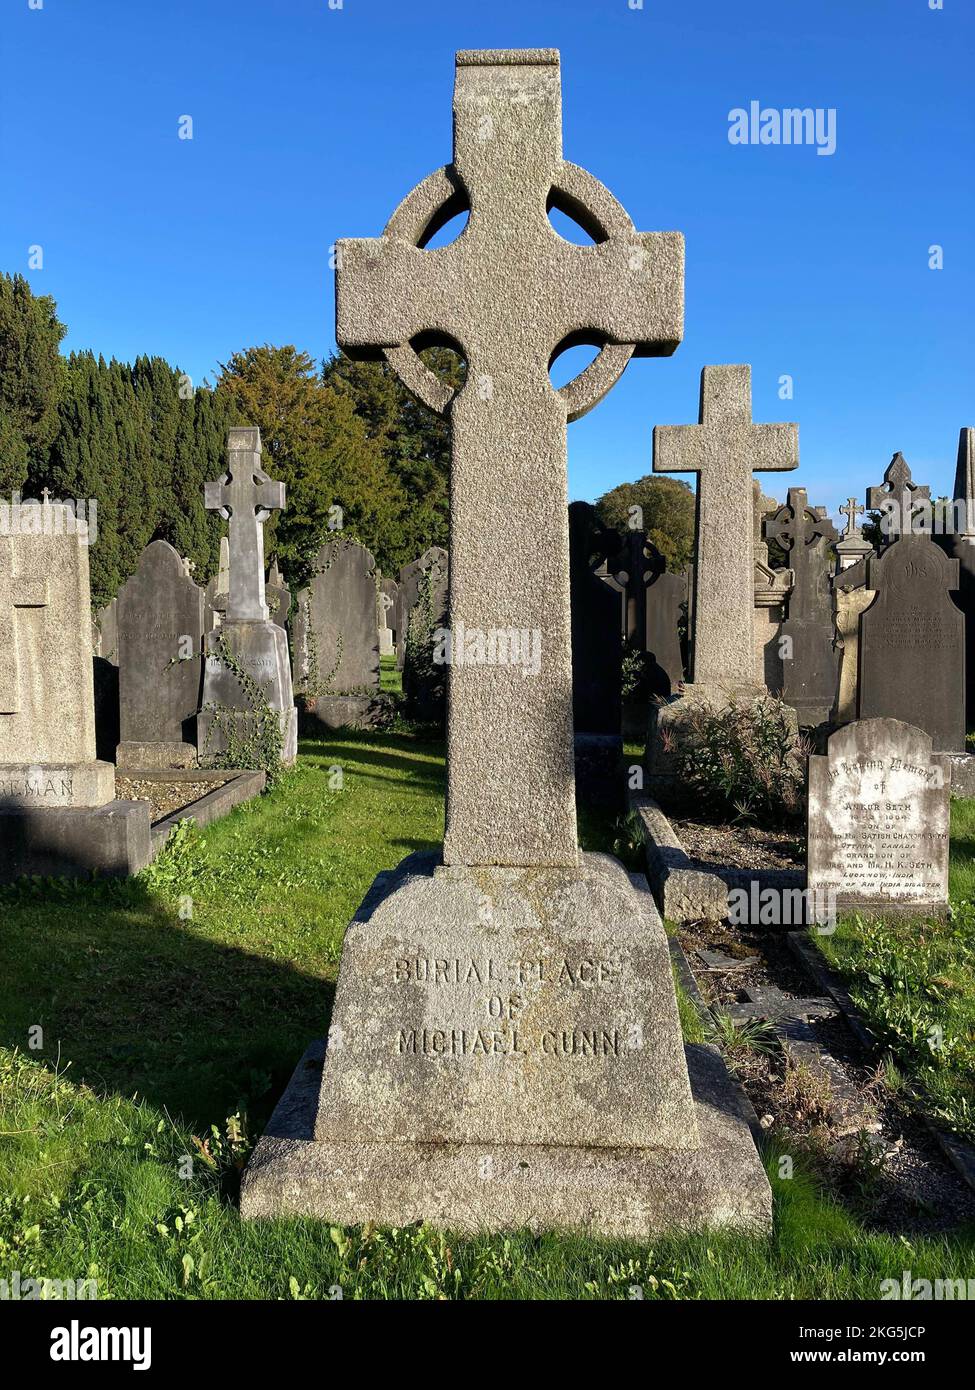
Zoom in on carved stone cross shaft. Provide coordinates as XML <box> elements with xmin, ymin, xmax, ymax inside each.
<box><xmin>205</xmin><ymin>428</ymin><xmax>285</xmax><ymax>623</ymax></box>
<box><xmin>336</xmin><ymin>49</ymin><xmax>684</xmax><ymax>867</ymax></box>
<box><xmin>839</xmin><ymin>497</ymin><xmax>864</xmax><ymax>537</ymax></box>
<box><xmin>653</xmin><ymin>365</ymin><xmax>798</xmax><ymax>688</ymax></box>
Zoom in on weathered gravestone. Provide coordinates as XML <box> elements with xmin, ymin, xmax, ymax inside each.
<box><xmin>858</xmin><ymin>533</ymin><xmax>964</xmax><ymax>751</ymax></box>
<box><xmin>600</xmin><ymin>527</ymin><xmax>685</xmax><ymax>698</ymax></box>
<box><xmin>198</xmin><ymin>428</ymin><xmax>297</xmax><ymax>765</ymax></box>
<box><xmin>93</xmin><ymin>597</ymin><xmax>118</xmax><ymax>663</ymax></box>
<box><xmin>92</xmin><ymin>595</ymin><xmax>120</xmax><ymax>763</ymax></box>
<box><xmin>0</xmin><ymin>503</ymin><xmax>149</xmax><ymax>879</ymax></box>
<box><xmin>241</xmin><ymin>48</ymin><xmax>770</xmax><ymax>1237</ymax></box>
<box><xmin>116</xmin><ymin>540</ymin><xmax>204</xmax><ymax>768</ymax></box>
<box><xmin>764</xmin><ymin>487</ymin><xmax>839</xmax><ymax>728</ymax></box>
<box><xmin>807</xmin><ymin>719</ymin><xmax>949</xmax><ymax>916</ymax></box>
<box><xmin>396</xmin><ymin>546</ymin><xmax>448</xmax><ymax>672</ymax></box>
<box><xmin>265</xmin><ymin>559</ymin><xmax>291</xmax><ymax>630</ymax></box>
<box><xmin>401</xmin><ymin>547</ymin><xmax>449</xmax><ymax>722</ymax></box>
<box><xmin>647</xmin><ymin>365</ymin><xmax>798</xmax><ymax>793</ymax></box>
<box><xmin>836</xmin><ymin>497</ymin><xmax>872</xmax><ymax>571</ymax></box>
<box><xmin>292</xmin><ymin>538</ymin><xmax>380</xmax><ymax>729</ymax></box>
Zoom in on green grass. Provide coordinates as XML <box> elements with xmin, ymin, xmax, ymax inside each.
<box><xmin>379</xmin><ymin>653</ymin><xmax>402</xmax><ymax>695</ymax></box>
<box><xmin>1</xmin><ymin>732</ymin><xmax>974</xmax><ymax>1299</ymax></box>
<box><xmin>814</xmin><ymin>798</ymin><xmax>975</xmax><ymax>1143</ymax></box>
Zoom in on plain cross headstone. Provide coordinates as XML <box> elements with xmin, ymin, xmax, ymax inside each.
<box><xmin>866</xmin><ymin>452</ymin><xmax>931</xmax><ymax>544</ymax></box>
<box><xmin>653</xmin><ymin>365</ymin><xmax>798</xmax><ymax>690</ymax></box>
<box><xmin>336</xmin><ymin>47</ymin><xmax>683</xmax><ymax>867</ymax></box>
<box><xmin>204</xmin><ymin>428</ymin><xmax>285</xmax><ymax>622</ymax></box>
<box><xmin>764</xmin><ymin>487</ymin><xmax>839</xmax><ymax>726</ymax></box>
<box><xmin>836</xmin><ymin>496</ymin><xmax>872</xmax><ymax>571</ymax></box>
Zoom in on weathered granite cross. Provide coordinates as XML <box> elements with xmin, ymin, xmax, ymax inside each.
<box><xmin>839</xmin><ymin>497</ymin><xmax>864</xmax><ymax>537</ymax></box>
<box><xmin>653</xmin><ymin>365</ymin><xmax>798</xmax><ymax>688</ymax></box>
<box><xmin>205</xmin><ymin>428</ymin><xmax>285</xmax><ymax>623</ymax></box>
<box><xmin>0</xmin><ymin>540</ymin><xmax>49</xmax><ymax>713</ymax></box>
<box><xmin>867</xmin><ymin>452</ymin><xmax>930</xmax><ymax>542</ymax></box>
<box><xmin>335</xmin><ymin>49</ymin><xmax>684</xmax><ymax>867</ymax></box>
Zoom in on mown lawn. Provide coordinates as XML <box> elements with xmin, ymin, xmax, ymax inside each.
<box><xmin>814</xmin><ymin>799</ymin><xmax>975</xmax><ymax>1144</ymax></box>
<box><xmin>1</xmin><ymin>731</ymin><xmax>974</xmax><ymax>1300</ymax></box>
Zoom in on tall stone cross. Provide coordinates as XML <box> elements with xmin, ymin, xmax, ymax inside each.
<box><xmin>653</xmin><ymin>365</ymin><xmax>798</xmax><ymax>688</ymax></box>
<box><xmin>205</xmin><ymin>428</ymin><xmax>285</xmax><ymax>623</ymax></box>
<box><xmin>839</xmin><ymin>497</ymin><xmax>864</xmax><ymax>537</ymax></box>
<box><xmin>335</xmin><ymin>49</ymin><xmax>684</xmax><ymax>868</ymax></box>
<box><xmin>867</xmin><ymin>452</ymin><xmax>930</xmax><ymax>542</ymax></box>
<box><xmin>0</xmin><ymin>540</ymin><xmax>49</xmax><ymax>714</ymax></box>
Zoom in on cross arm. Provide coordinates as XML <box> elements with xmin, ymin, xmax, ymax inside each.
<box><xmin>564</xmin><ymin>232</ymin><xmax>684</xmax><ymax>357</ymax></box>
<box><xmin>336</xmin><ymin>236</ymin><xmax>458</xmax><ymax>354</ymax></box>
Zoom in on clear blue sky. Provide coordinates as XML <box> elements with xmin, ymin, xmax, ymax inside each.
<box><xmin>2</xmin><ymin>0</ymin><xmax>971</xmax><ymax>521</ymax></box>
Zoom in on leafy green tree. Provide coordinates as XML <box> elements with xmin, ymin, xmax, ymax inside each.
<box><xmin>595</xmin><ymin>474</ymin><xmax>696</xmax><ymax>572</ymax></box>
<box><xmin>0</xmin><ymin>273</ymin><xmax>66</xmax><ymax>491</ymax></box>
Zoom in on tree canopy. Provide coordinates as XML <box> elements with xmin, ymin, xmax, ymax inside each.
<box><xmin>594</xmin><ymin>474</ymin><xmax>696</xmax><ymax>572</ymax></box>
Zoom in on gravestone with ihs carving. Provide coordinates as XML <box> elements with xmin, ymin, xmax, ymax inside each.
<box><xmin>858</xmin><ymin>534</ymin><xmax>964</xmax><ymax>751</ymax></box>
<box><xmin>241</xmin><ymin>48</ymin><xmax>770</xmax><ymax>1240</ymax></box>
<box><xmin>116</xmin><ymin>540</ymin><xmax>205</xmax><ymax>768</ymax></box>
<box><xmin>0</xmin><ymin>502</ymin><xmax>150</xmax><ymax>880</ymax></box>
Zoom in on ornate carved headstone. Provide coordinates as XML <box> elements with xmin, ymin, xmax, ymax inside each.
<box><xmin>198</xmin><ymin>429</ymin><xmax>297</xmax><ymax>765</ymax></box>
<box><xmin>764</xmin><ymin>487</ymin><xmax>839</xmax><ymax>727</ymax></box>
<box><xmin>752</xmin><ymin>483</ymin><xmax>792</xmax><ymax>691</ymax></box>
<box><xmin>242</xmin><ymin>49</ymin><xmax>770</xmax><ymax>1237</ymax></box>
<box><xmin>807</xmin><ymin>719</ymin><xmax>949</xmax><ymax>916</ymax></box>
<box><xmin>116</xmin><ymin>540</ymin><xmax>204</xmax><ymax>767</ymax></box>
<box><xmin>653</xmin><ymin>364</ymin><xmax>798</xmax><ymax>691</ymax></box>
<box><xmin>858</xmin><ymin>535</ymin><xmax>964</xmax><ymax>750</ymax></box>
<box><xmin>836</xmin><ymin>497</ymin><xmax>872</xmax><ymax>571</ymax></box>
<box><xmin>866</xmin><ymin>452</ymin><xmax>931</xmax><ymax>545</ymax></box>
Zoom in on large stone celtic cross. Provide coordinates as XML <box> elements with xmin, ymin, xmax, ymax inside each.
<box><xmin>336</xmin><ymin>49</ymin><xmax>684</xmax><ymax>867</ymax></box>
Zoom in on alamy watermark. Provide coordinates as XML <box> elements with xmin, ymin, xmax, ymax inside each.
<box><xmin>728</xmin><ymin>882</ymin><xmax>837</xmax><ymax>930</ymax></box>
<box><xmin>433</xmin><ymin>621</ymin><xmax>542</xmax><ymax>678</ymax></box>
<box><xmin>0</xmin><ymin>491</ymin><xmax>98</xmax><ymax>545</ymax></box>
<box><xmin>1</xmin><ymin>1270</ymin><xmax>98</xmax><ymax>1300</ymax></box>
<box><xmin>729</xmin><ymin>101</ymin><xmax>837</xmax><ymax>157</ymax></box>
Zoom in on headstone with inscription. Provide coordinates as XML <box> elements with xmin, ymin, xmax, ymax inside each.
<box><xmin>858</xmin><ymin>534</ymin><xmax>964</xmax><ymax>751</ymax></box>
<box><xmin>197</xmin><ymin>428</ymin><xmax>297</xmax><ymax>765</ymax></box>
<box><xmin>292</xmin><ymin>538</ymin><xmax>380</xmax><ymax>729</ymax></box>
<box><xmin>116</xmin><ymin>540</ymin><xmax>204</xmax><ymax>767</ymax></box>
<box><xmin>0</xmin><ymin>503</ymin><xmax>149</xmax><ymax>879</ymax></box>
<box><xmin>807</xmin><ymin>719</ymin><xmax>950</xmax><ymax>916</ymax></box>
<box><xmin>241</xmin><ymin>47</ymin><xmax>770</xmax><ymax>1237</ymax></box>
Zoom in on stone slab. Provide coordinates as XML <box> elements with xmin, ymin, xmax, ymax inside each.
<box><xmin>315</xmin><ymin>852</ymin><xmax>697</xmax><ymax>1151</ymax></box>
<box><xmin>148</xmin><ymin>770</ymin><xmax>266</xmax><ymax>854</ymax></box>
<box><xmin>300</xmin><ymin>694</ymin><xmax>387</xmax><ymax>732</ymax></box>
<box><xmin>0</xmin><ymin>799</ymin><xmax>151</xmax><ymax>882</ymax></box>
<box><xmin>241</xmin><ymin>1037</ymin><xmax>772</xmax><ymax>1236</ymax></box>
<box><xmin>199</xmin><ymin>619</ymin><xmax>297</xmax><ymax>765</ymax></box>
<box><xmin>0</xmin><ymin>760</ymin><xmax>115</xmax><ymax>809</ymax></box>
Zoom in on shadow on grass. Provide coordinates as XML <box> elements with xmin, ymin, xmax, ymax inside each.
<box><xmin>0</xmin><ymin>874</ymin><xmax>335</xmax><ymax>1137</ymax></box>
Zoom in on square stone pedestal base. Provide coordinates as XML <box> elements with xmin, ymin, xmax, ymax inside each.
<box><xmin>241</xmin><ymin>1038</ymin><xmax>771</xmax><ymax>1236</ymax></box>
<box><xmin>240</xmin><ymin>852</ymin><xmax>771</xmax><ymax>1237</ymax></box>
